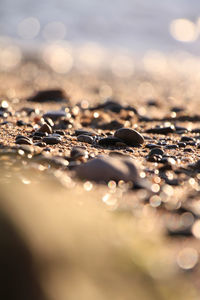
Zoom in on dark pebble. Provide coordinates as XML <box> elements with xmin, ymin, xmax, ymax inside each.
<box><xmin>55</xmin><ymin>130</ymin><xmax>65</xmax><ymax>136</ymax></box>
<box><xmin>147</xmin><ymin>154</ymin><xmax>162</xmax><ymax>162</ymax></box>
<box><xmin>180</xmin><ymin>136</ymin><xmax>194</xmax><ymax>142</ymax></box>
<box><xmin>114</xmin><ymin>128</ymin><xmax>144</xmax><ymax>146</ymax></box>
<box><xmin>97</xmin><ymin>120</ymin><xmax>123</xmax><ymax>130</ymax></box>
<box><xmin>146</xmin><ymin>125</ymin><xmax>175</xmax><ymax>134</ymax></box>
<box><xmin>34</xmin><ymin>142</ymin><xmax>46</xmax><ymax>147</ymax></box>
<box><xmin>16</xmin><ymin>120</ymin><xmax>26</xmax><ymax>126</ymax></box>
<box><xmin>164</xmin><ymin>144</ymin><xmax>178</xmax><ymax>149</ymax></box>
<box><xmin>183</xmin><ymin>148</ymin><xmax>193</xmax><ymax>153</ymax></box>
<box><xmin>98</xmin><ymin>136</ymin><xmax>124</xmax><ymax>147</ymax></box>
<box><xmin>43</xmin><ymin>110</ymin><xmax>66</xmax><ymax>121</ymax></box>
<box><xmin>149</xmin><ymin>148</ymin><xmax>164</xmax><ymax>156</ymax></box>
<box><xmin>37</xmin><ymin>123</ymin><xmax>52</xmax><ymax>134</ymax></box>
<box><xmin>16</xmin><ymin>138</ymin><xmax>32</xmax><ymax>145</ymax></box>
<box><xmin>178</xmin><ymin>142</ymin><xmax>186</xmax><ymax>148</ymax></box>
<box><xmin>33</xmin><ymin>132</ymin><xmax>48</xmax><ymax>137</ymax></box>
<box><xmin>43</xmin><ymin>136</ymin><xmax>61</xmax><ymax>145</ymax></box>
<box><xmin>145</xmin><ymin>143</ymin><xmax>158</xmax><ymax>149</ymax></box>
<box><xmin>77</xmin><ymin>135</ymin><xmax>94</xmax><ymax>144</ymax></box>
<box><xmin>27</xmin><ymin>89</ymin><xmax>69</xmax><ymax>103</ymax></box>
<box><xmin>74</xmin><ymin>129</ymin><xmax>95</xmax><ymax>136</ymax></box>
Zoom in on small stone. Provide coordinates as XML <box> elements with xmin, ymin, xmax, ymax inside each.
<box><xmin>146</xmin><ymin>125</ymin><xmax>175</xmax><ymax>134</ymax></box>
<box><xmin>34</xmin><ymin>142</ymin><xmax>46</xmax><ymax>147</ymax></box>
<box><xmin>37</xmin><ymin>123</ymin><xmax>52</xmax><ymax>134</ymax></box>
<box><xmin>114</xmin><ymin>128</ymin><xmax>144</xmax><ymax>146</ymax></box>
<box><xmin>97</xmin><ymin>120</ymin><xmax>123</xmax><ymax>130</ymax></box>
<box><xmin>75</xmin><ymin>129</ymin><xmax>96</xmax><ymax>136</ymax></box>
<box><xmin>27</xmin><ymin>89</ymin><xmax>69</xmax><ymax>103</ymax></box>
<box><xmin>43</xmin><ymin>110</ymin><xmax>66</xmax><ymax>121</ymax></box>
<box><xmin>180</xmin><ymin>136</ymin><xmax>194</xmax><ymax>142</ymax></box>
<box><xmin>98</xmin><ymin>136</ymin><xmax>124</xmax><ymax>147</ymax></box>
<box><xmin>178</xmin><ymin>142</ymin><xmax>186</xmax><ymax>148</ymax></box>
<box><xmin>164</xmin><ymin>144</ymin><xmax>178</xmax><ymax>149</ymax></box>
<box><xmin>145</xmin><ymin>143</ymin><xmax>158</xmax><ymax>149</ymax></box>
<box><xmin>33</xmin><ymin>132</ymin><xmax>48</xmax><ymax>137</ymax></box>
<box><xmin>77</xmin><ymin>135</ymin><xmax>94</xmax><ymax>144</ymax></box>
<box><xmin>16</xmin><ymin>120</ymin><xmax>26</xmax><ymax>126</ymax></box>
<box><xmin>183</xmin><ymin>148</ymin><xmax>193</xmax><ymax>153</ymax></box>
<box><xmin>149</xmin><ymin>148</ymin><xmax>164</xmax><ymax>156</ymax></box>
<box><xmin>43</xmin><ymin>136</ymin><xmax>61</xmax><ymax>145</ymax></box>
<box><xmin>16</xmin><ymin>138</ymin><xmax>32</xmax><ymax>145</ymax></box>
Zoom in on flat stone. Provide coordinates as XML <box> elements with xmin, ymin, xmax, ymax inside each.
<box><xmin>74</xmin><ymin>129</ymin><xmax>96</xmax><ymax>136</ymax></box>
<box><xmin>43</xmin><ymin>110</ymin><xmax>66</xmax><ymax>121</ymax></box>
<box><xmin>146</xmin><ymin>125</ymin><xmax>175</xmax><ymax>134</ymax></box>
<box><xmin>77</xmin><ymin>135</ymin><xmax>93</xmax><ymax>144</ymax></box>
<box><xmin>37</xmin><ymin>123</ymin><xmax>52</xmax><ymax>134</ymax></box>
<box><xmin>114</xmin><ymin>128</ymin><xmax>144</xmax><ymax>146</ymax></box>
<box><xmin>27</xmin><ymin>89</ymin><xmax>69</xmax><ymax>103</ymax></box>
<box><xmin>43</xmin><ymin>136</ymin><xmax>61</xmax><ymax>145</ymax></box>
<box><xmin>15</xmin><ymin>138</ymin><xmax>32</xmax><ymax>145</ymax></box>
<box><xmin>75</xmin><ymin>155</ymin><xmax>140</xmax><ymax>183</ymax></box>
<box><xmin>98</xmin><ymin>136</ymin><xmax>124</xmax><ymax>147</ymax></box>
<box><xmin>149</xmin><ymin>148</ymin><xmax>164</xmax><ymax>156</ymax></box>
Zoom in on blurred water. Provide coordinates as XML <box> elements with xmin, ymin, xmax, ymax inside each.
<box><xmin>1</xmin><ymin>0</ymin><xmax>200</xmax><ymax>55</ymax></box>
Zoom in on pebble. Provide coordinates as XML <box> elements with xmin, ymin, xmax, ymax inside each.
<box><xmin>114</xmin><ymin>128</ymin><xmax>144</xmax><ymax>146</ymax></box>
<box><xmin>43</xmin><ymin>110</ymin><xmax>66</xmax><ymax>121</ymax></box>
<box><xmin>178</xmin><ymin>142</ymin><xmax>186</xmax><ymax>148</ymax></box>
<box><xmin>27</xmin><ymin>89</ymin><xmax>68</xmax><ymax>103</ymax></box>
<box><xmin>164</xmin><ymin>144</ymin><xmax>178</xmax><ymax>149</ymax></box>
<box><xmin>180</xmin><ymin>136</ymin><xmax>194</xmax><ymax>142</ymax></box>
<box><xmin>98</xmin><ymin>120</ymin><xmax>124</xmax><ymax>130</ymax></box>
<box><xmin>149</xmin><ymin>148</ymin><xmax>164</xmax><ymax>156</ymax></box>
<box><xmin>16</xmin><ymin>138</ymin><xmax>32</xmax><ymax>145</ymax></box>
<box><xmin>43</xmin><ymin>136</ymin><xmax>61</xmax><ymax>145</ymax></box>
<box><xmin>75</xmin><ymin>129</ymin><xmax>95</xmax><ymax>136</ymax></box>
<box><xmin>37</xmin><ymin>123</ymin><xmax>52</xmax><ymax>134</ymax></box>
<box><xmin>145</xmin><ymin>143</ymin><xmax>158</xmax><ymax>149</ymax></box>
<box><xmin>98</xmin><ymin>136</ymin><xmax>124</xmax><ymax>147</ymax></box>
<box><xmin>77</xmin><ymin>135</ymin><xmax>94</xmax><ymax>144</ymax></box>
<box><xmin>16</xmin><ymin>120</ymin><xmax>26</xmax><ymax>126</ymax></box>
<box><xmin>33</xmin><ymin>132</ymin><xmax>48</xmax><ymax>137</ymax></box>
<box><xmin>146</xmin><ymin>125</ymin><xmax>175</xmax><ymax>134</ymax></box>
<box><xmin>75</xmin><ymin>155</ymin><xmax>140</xmax><ymax>183</ymax></box>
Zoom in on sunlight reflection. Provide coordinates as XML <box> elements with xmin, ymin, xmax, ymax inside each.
<box><xmin>42</xmin><ymin>43</ymin><xmax>73</xmax><ymax>73</ymax></box>
<box><xmin>18</xmin><ymin>17</ymin><xmax>40</xmax><ymax>39</ymax></box>
<box><xmin>170</xmin><ymin>19</ymin><xmax>198</xmax><ymax>42</ymax></box>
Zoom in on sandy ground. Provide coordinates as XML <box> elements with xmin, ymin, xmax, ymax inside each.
<box><xmin>1</xmin><ymin>61</ymin><xmax>200</xmax><ymax>299</ymax></box>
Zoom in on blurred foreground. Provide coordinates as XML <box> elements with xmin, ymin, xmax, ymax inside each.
<box><xmin>0</xmin><ymin>170</ymin><xmax>199</xmax><ymax>300</ymax></box>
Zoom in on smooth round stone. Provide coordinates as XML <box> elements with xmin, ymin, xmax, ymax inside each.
<box><xmin>43</xmin><ymin>110</ymin><xmax>66</xmax><ymax>121</ymax></box>
<box><xmin>75</xmin><ymin>129</ymin><xmax>95</xmax><ymax>136</ymax></box>
<box><xmin>16</xmin><ymin>137</ymin><xmax>32</xmax><ymax>145</ymax></box>
<box><xmin>98</xmin><ymin>136</ymin><xmax>124</xmax><ymax>147</ymax></box>
<box><xmin>149</xmin><ymin>148</ymin><xmax>164</xmax><ymax>156</ymax></box>
<box><xmin>114</xmin><ymin>128</ymin><xmax>144</xmax><ymax>146</ymax></box>
<box><xmin>164</xmin><ymin>144</ymin><xmax>178</xmax><ymax>150</ymax></box>
<box><xmin>37</xmin><ymin>123</ymin><xmax>52</xmax><ymax>134</ymax></box>
<box><xmin>77</xmin><ymin>135</ymin><xmax>93</xmax><ymax>144</ymax></box>
<box><xmin>75</xmin><ymin>155</ymin><xmax>139</xmax><ymax>183</ymax></box>
<box><xmin>43</xmin><ymin>136</ymin><xmax>61</xmax><ymax>145</ymax></box>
